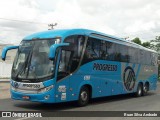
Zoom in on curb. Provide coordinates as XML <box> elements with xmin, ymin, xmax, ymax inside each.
<box><xmin>0</xmin><ymin>79</ymin><xmax>10</xmax><ymax>83</ymax></box>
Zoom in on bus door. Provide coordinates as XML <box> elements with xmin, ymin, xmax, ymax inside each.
<box><xmin>55</xmin><ymin>49</ymin><xmax>73</xmax><ymax>102</ymax></box>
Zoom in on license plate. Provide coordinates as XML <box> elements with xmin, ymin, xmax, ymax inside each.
<box><xmin>22</xmin><ymin>96</ymin><xmax>30</xmax><ymax>100</ymax></box>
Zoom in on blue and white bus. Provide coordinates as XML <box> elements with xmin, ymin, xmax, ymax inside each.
<box><xmin>1</xmin><ymin>29</ymin><xmax>158</xmax><ymax>106</ymax></box>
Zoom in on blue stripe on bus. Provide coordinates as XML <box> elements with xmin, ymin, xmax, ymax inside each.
<box><xmin>132</xmin><ymin>64</ymin><xmax>136</xmax><ymax>69</ymax></box>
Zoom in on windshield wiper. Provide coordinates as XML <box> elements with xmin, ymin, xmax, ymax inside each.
<box><xmin>14</xmin><ymin>50</ymin><xmax>32</xmax><ymax>80</ymax></box>
<box><xmin>25</xmin><ymin>41</ymin><xmax>39</xmax><ymax>81</ymax></box>
<box><xmin>25</xmin><ymin>50</ymin><xmax>39</xmax><ymax>82</ymax></box>
<box><xmin>25</xmin><ymin>46</ymin><xmax>34</xmax><ymax>79</ymax></box>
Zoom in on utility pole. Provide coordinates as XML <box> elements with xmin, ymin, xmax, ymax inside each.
<box><xmin>124</xmin><ymin>36</ymin><xmax>129</xmax><ymax>40</ymax></box>
<box><xmin>48</xmin><ymin>23</ymin><xmax>57</xmax><ymax>30</ymax></box>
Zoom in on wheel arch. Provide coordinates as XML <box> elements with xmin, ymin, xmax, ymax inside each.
<box><xmin>144</xmin><ymin>81</ymin><xmax>150</xmax><ymax>91</ymax></box>
<box><xmin>78</xmin><ymin>82</ymin><xmax>93</xmax><ymax>99</ymax></box>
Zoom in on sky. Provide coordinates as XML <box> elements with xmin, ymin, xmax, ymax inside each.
<box><xmin>0</xmin><ymin>0</ymin><xmax>160</xmax><ymax>45</ymax></box>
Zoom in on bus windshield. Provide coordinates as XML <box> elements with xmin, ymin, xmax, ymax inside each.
<box><xmin>11</xmin><ymin>39</ymin><xmax>56</xmax><ymax>82</ymax></box>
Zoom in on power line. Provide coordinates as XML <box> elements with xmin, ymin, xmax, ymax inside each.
<box><xmin>0</xmin><ymin>39</ymin><xmax>11</xmax><ymax>44</ymax></box>
<box><xmin>0</xmin><ymin>17</ymin><xmax>48</xmax><ymax>25</ymax></box>
<box><xmin>116</xmin><ymin>27</ymin><xmax>160</xmax><ymax>37</ymax></box>
<box><xmin>0</xmin><ymin>17</ymin><xmax>159</xmax><ymax>34</ymax></box>
<box><xmin>117</xmin><ymin>29</ymin><xmax>160</xmax><ymax>41</ymax></box>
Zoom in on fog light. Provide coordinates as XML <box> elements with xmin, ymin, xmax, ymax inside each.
<box><xmin>44</xmin><ymin>95</ymin><xmax>50</xmax><ymax>100</ymax></box>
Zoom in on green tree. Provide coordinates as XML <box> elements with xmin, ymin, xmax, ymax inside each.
<box><xmin>131</xmin><ymin>37</ymin><xmax>160</xmax><ymax>81</ymax></box>
<box><xmin>132</xmin><ymin>37</ymin><xmax>142</xmax><ymax>45</ymax></box>
<box><xmin>132</xmin><ymin>37</ymin><xmax>151</xmax><ymax>48</ymax></box>
<box><xmin>142</xmin><ymin>42</ymin><xmax>151</xmax><ymax>48</ymax></box>
<box><xmin>150</xmin><ymin>36</ymin><xmax>160</xmax><ymax>81</ymax></box>
<box><xmin>150</xmin><ymin>36</ymin><xmax>160</xmax><ymax>53</ymax></box>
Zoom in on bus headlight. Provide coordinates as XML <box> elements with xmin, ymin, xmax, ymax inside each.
<box><xmin>38</xmin><ymin>85</ymin><xmax>54</xmax><ymax>93</ymax></box>
<box><xmin>11</xmin><ymin>85</ymin><xmax>16</xmax><ymax>91</ymax></box>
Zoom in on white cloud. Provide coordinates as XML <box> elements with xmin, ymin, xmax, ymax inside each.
<box><xmin>0</xmin><ymin>0</ymin><xmax>160</xmax><ymax>44</ymax></box>
<box><xmin>125</xmin><ymin>21</ymin><xmax>156</xmax><ymax>33</ymax></box>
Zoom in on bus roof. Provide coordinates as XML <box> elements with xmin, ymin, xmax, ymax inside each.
<box><xmin>23</xmin><ymin>28</ymin><xmax>157</xmax><ymax>53</ymax></box>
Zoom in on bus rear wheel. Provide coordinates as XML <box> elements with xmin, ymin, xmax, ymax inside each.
<box><xmin>77</xmin><ymin>86</ymin><xmax>89</xmax><ymax>107</ymax></box>
<box><xmin>135</xmin><ymin>83</ymin><xmax>143</xmax><ymax>97</ymax></box>
<box><xmin>143</xmin><ymin>83</ymin><xmax>149</xmax><ymax>96</ymax></box>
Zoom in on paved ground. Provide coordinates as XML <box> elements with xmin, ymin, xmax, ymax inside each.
<box><xmin>0</xmin><ymin>82</ymin><xmax>160</xmax><ymax>120</ymax></box>
<box><xmin>0</xmin><ymin>83</ymin><xmax>10</xmax><ymax>99</ymax></box>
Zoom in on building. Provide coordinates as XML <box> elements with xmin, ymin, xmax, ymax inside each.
<box><xmin>0</xmin><ymin>44</ymin><xmax>17</xmax><ymax>78</ymax></box>
<box><xmin>0</xmin><ymin>44</ymin><xmax>17</xmax><ymax>63</ymax></box>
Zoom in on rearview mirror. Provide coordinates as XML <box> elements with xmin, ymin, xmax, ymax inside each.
<box><xmin>49</xmin><ymin>43</ymin><xmax>69</xmax><ymax>60</ymax></box>
<box><xmin>1</xmin><ymin>46</ymin><xmax>19</xmax><ymax>61</ymax></box>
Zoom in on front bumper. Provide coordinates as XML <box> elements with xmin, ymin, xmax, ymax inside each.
<box><xmin>10</xmin><ymin>88</ymin><xmax>55</xmax><ymax>103</ymax></box>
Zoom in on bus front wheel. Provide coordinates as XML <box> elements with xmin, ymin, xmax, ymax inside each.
<box><xmin>135</xmin><ymin>83</ymin><xmax>143</xmax><ymax>97</ymax></box>
<box><xmin>77</xmin><ymin>86</ymin><xmax>89</xmax><ymax>107</ymax></box>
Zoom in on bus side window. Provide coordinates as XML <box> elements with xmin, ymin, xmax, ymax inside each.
<box><xmin>121</xmin><ymin>45</ymin><xmax>129</xmax><ymax>62</ymax></box>
<box><xmin>140</xmin><ymin>50</ymin><xmax>147</xmax><ymax>65</ymax></box>
<box><xmin>145</xmin><ymin>52</ymin><xmax>151</xmax><ymax>65</ymax></box>
<box><xmin>107</xmin><ymin>42</ymin><xmax>116</xmax><ymax>61</ymax></box>
<box><xmin>115</xmin><ymin>44</ymin><xmax>121</xmax><ymax>61</ymax></box>
<box><xmin>70</xmin><ymin>36</ymin><xmax>85</xmax><ymax>72</ymax></box>
<box><xmin>151</xmin><ymin>53</ymin><xmax>157</xmax><ymax>66</ymax></box>
<box><xmin>82</xmin><ymin>38</ymin><xmax>101</xmax><ymax>64</ymax></box>
<box><xmin>84</xmin><ymin>40</ymin><xmax>93</xmax><ymax>60</ymax></box>
<box><xmin>57</xmin><ymin>35</ymin><xmax>85</xmax><ymax>81</ymax></box>
<box><xmin>100</xmin><ymin>41</ymin><xmax>107</xmax><ymax>60</ymax></box>
<box><xmin>128</xmin><ymin>47</ymin><xmax>137</xmax><ymax>63</ymax></box>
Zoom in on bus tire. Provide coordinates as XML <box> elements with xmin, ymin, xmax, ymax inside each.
<box><xmin>135</xmin><ymin>83</ymin><xmax>143</xmax><ymax>97</ymax></box>
<box><xmin>77</xmin><ymin>86</ymin><xmax>89</xmax><ymax>107</ymax></box>
<box><xmin>143</xmin><ymin>83</ymin><xmax>149</xmax><ymax>96</ymax></box>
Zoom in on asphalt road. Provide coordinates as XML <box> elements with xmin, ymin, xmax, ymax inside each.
<box><xmin>0</xmin><ymin>82</ymin><xmax>160</xmax><ymax>120</ymax></box>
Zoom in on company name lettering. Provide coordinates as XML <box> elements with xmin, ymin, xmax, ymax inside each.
<box><xmin>22</xmin><ymin>84</ymin><xmax>40</xmax><ymax>89</ymax></box>
<box><xmin>93</xmin><ymin>63</ymin><xmax>117</xmax><ymax>71</ymax></box>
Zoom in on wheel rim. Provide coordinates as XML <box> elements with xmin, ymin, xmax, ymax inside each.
<box><xmin>81</xmin><ymin>91</ymin><xmax>88</xmax><ymax>102</ymax></box>
<box><xmin>144</xmin><ymin>86</ymin><xmax>147</xmax><ymax>93</ymax></box>
<box><xmin>138</xmin><ymin>86</ymin><xmax>142</xmax><ymax>95</ymax></box>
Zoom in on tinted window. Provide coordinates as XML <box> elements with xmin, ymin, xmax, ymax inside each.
<box><xmin>82</xmin><ymin>37</ymin><xmax>154</xmax><ymax>65</ymax></box>
<box><xmin>145</xmin><ymin>51</ymin><xmax>151</xmax><ymax>65</ymax></box>
<box><xmin>140</xmin><ymin>50</ymin><xmax>145</xmax><ymax>64</ymax></box>
<box><xmin>82</xmin><ymin>37</ymin><xmax>101</xmax><ymax>64</ymax></box>
<box><xmin>128</xmin><ymin>47</ymin><xmax>138</xmax><ymax>63</ymax></box>
<box><xmin>151</xmin><ymin>53</ymin><xmax>157</xmax><ymax>66</ymax></box>
<box><xmin>107</xmin><ymin>42</ymin><xmax>116</xmax><ymax>61</ymax></box>
<box><xmin>57</xmin><ymin>35</ymin><xmax>85</xmax><ymax>80</ymax></box>
<box><xmin>100</xmin><ymin>40</ymin><xmax>107</xmax><ymax>60</ymax></box>
<box><xmin>116</xmin><ymin>44</ymin><xmax>129</xmax><ymax>62</ymax></box>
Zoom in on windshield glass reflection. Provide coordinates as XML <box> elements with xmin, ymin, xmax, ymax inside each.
<box><xmin>12</xmin><ymin>39</ymin><xmax>56</xmax><ymax>82</ymax></box>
